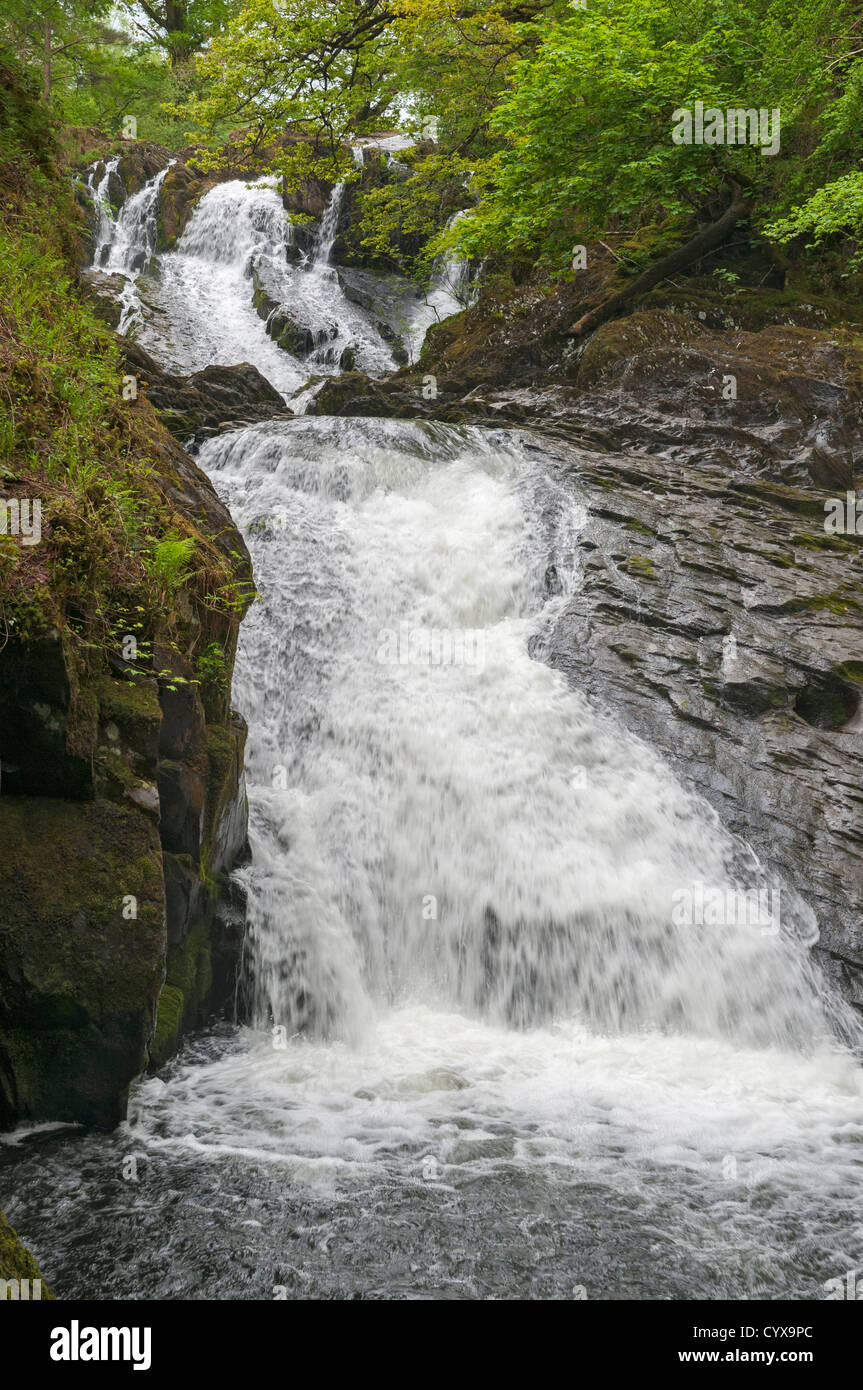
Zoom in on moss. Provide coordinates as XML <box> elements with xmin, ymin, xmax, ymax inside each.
<box><xmin>793</xmin><ymin>590</ymin><xmax>861</xmax><ymax>615</ymax></box>
<box><xmin>834</xmin><ymin>661</ymin><xmax>863</xmax><ymax>684</ymax></box>
<box><xmin>151</xmin><ymin>985</ymin><xmax>184</xmax><ymax>1069</ymax></box>
<box><xmin>577</xmin><ymin>309</ymin><xmax>708</xmax><ymax>386</ymax></box>
<box><xmin>0</xmin><ymin>1210</ymin><xmax>53</xmax><ymax>1298</ymax></box>
<box><xmin>622</xmin><ymin>554</ymin><xmax>657</xmax><ymax>581</ymax></box>
<box><xmin>166</xmin><ymin>916</ymin><xmax>212</xmax><ymax>1010</ymax></box>
<box><xmin>791</xmin><ymin>531</ymin><xmax>858</xmax><ymax>553</ymax></box>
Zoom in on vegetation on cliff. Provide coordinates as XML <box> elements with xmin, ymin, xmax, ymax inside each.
<box><xmin>0</xmin><ymin>60</ymin><xmax>254</xmax><ymax>1134</ymax></box>
<box><xmin>0</xmin><ymin>60</ymin><xmax>252</xmax><ymax>710</ymax></box>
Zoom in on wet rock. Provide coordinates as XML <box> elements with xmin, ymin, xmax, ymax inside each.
<box><xmin>337</xmin><ymin>266</ymin><xmax>415</xmax><ymax>356</ymax></box>
<box><xmin>121</xmin><ymin>339</ymin><xmax>290</xmax><ymax>442</ymax></box>
<box><xmin>0</xmin><ymin>428</ymin><xmax>254</xmax><ymax>1129</ymax></box>
<box><xmin>117</xmin><ymin>142</ymin><xmax>171</xmax><ymax>197</ymax></box>
<box><xmin>157</xmin><ymin>161</ymin><xmax>217</xmax><ymax>250</ymax></box>
<box><xmin>270</xmin><ymin>312</ymin><xmax>314</xmax><ymax>356</ymax></box>
<box><xmin>314</xmin><ymin>268</ymin><xmax>863</xmax><ymax>1008</ymax></box>
<box><xmin>540</xmin><ymin>443</ymin><xmax>863</xmax><ymax>1002</ymax></box>
<box><xmin>105</xmin><ymin>166</ymin><xmax>126</xmax><ymax>213</ymax></box>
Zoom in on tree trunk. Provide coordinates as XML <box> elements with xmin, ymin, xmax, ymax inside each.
<box><xmin>566</xmin><ymin>188</ymin><xmax>752</xmax><ymax>338</ymax></box>
<box><xmin>42</xmin><ymin>21</ymin><xmax>51</xmax><ymax>104</ymax></box>
<box><xmin>165</xmin><ymin>0</ymin><xmax>191</xmax><ymax>66</ymax></box>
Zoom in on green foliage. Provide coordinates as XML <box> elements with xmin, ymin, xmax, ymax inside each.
<box><xmin>146</xmin><ymin>534</ymin><xmax>196</xmax><ymax>595</ymax></box>
<box><xmin>0</xmin><ymin>57</ymin><xmax>250</xmax><ymax>688</ymax></box>
<box><xmin>447</xmin><ymin>0</ymin><xmax>854</xmax><ymax>266</ymax></box>
<box><xmin>158</xmin><ymin>0</ymin><xmax>863</xmax><ymax>292</ymax></box>
<box><xmin>350</xmin><ymin>152</ymin><xmax>474</xmax><ymax>278</ymax></box>
<box><xmin>765</xmin><ymin>171</ymin><xmax>863</xmax><ymax>269</ymax></box>
<box><xmin>196</xmin><ymin>639</ymin><xmax>229</xmax><ymax>691</ymax></box>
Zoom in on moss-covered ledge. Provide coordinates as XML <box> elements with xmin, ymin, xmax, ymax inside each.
<box><xmin>0</xmin><ymin>1210</ymin><xmax>53</xmax><ymax>1298</ymax></box>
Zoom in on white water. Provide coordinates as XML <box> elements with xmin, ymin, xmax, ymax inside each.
<box><xmin>85</xmin><ymin>163</ymin><xmax>471</xmax><ymax>387</ymax></box>
<box><xmin>315</xmin><ymin>181</ymin><xmax>347</xmax><ymax>265</ymax></box>
<box><xmin>7</xmin><ymin>414</ymin><xmax>862</xmax><ymax>1301</ymax></box>
<box><xmin>133</xmin><ymin>178</ymin><xmax>405</xmax><ymax>394</ymax></box>
<box><xmin>7</xmin><ymin>159</ymin><xmax>862</xmax><ymax>1303</ymax></box>
<box><xmin>88</xmin><ymin>158</ymin><xmax>173</xmax><ymax>332</ymax></box>
<box><xmin>205</xmin><ymin>418</ymin><xmax>849</xmax><ymax>1055</ymax></box>
<box><xmin>407</xmin><ymin>211</ymin><xmax>475</xmax><ymax>360</ymax></box>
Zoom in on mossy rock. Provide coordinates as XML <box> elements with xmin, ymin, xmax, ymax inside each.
<box><xmin>151</xmin><ymin>984</ymin><xmax>184</xmax><ymax>1069</ymax></box>
<box><xmin>576</xmin><ymin>309</ymin><xmax>710</xmax><ymax>387</ymax></box>
<box><xmin>0</xmin><ymin>1210</ymin><xmax>53</xmax><ymax>1298</ymax></box>
<box><xmin>0</xmin><ymin>796</ymin><xmax>165</xmax><ymax>1129</ymax></box>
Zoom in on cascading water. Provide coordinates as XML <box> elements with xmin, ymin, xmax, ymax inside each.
<box><xmin>129</xmin><ymin>176</ymin><xmax>400</xmax><ymax>393</ymax></box>
<box><xmin>407</xmin><ymin>211</ymin><xmax>475</xmax><ymax>361</ymax></box>
<box><xmin>87</xmin><ymin>159</ymin><xmax>173</xmax><ymax>332</ymax></box>
<box><xmin>6</xmin><ymin>411</ymin><xmax>863</xmax><ymax>1301</ymax></box>
<box><xmin>7</xmin><ymin>153</ymin><xmax>862</xmax><ymax>1304</ymax></box>
<box><xmin>86</xmin><ymin>155</ymin><xmax>120</xmax><ymax>256</ymax></box>
<box><xmin>214</xmin><ymin>417</ymin><xmax>853</xmax><ymax>1057</ymax></box>
<box><xmin>314</xmin><ymin>181</ymin><xmax>347</xmax><ymax>265</ymax></box>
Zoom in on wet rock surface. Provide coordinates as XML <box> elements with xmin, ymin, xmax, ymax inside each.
<box><xmin>121</xmin><ymin>339</ymin><xmax>290</xmax><ymax>442</ymax></box>
<box><xmin>79</xmin><ymin>269</ymin><xmax>127</xmax><ymax>327</ymax></box>
<box><xmin>0</xmin><ymin>376</ymin><xmax>255</xmax><ymax>1128</ymax></box>
<box><xmin>544</xmin><ymin>442</ymin><xmax>863</xmax><ymax>1003</ymax></box>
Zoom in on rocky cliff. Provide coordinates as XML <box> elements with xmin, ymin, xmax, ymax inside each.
<box><xmin>0</xmin><ymin>73</ymin><xmax>255</xmax><ymax>1132</ymax></box>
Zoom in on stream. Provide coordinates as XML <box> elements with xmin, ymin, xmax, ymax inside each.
<box><xmin>3</xmin><ymin>170</ymin><xmax>862</xmax><ymax>1302</ymax></box>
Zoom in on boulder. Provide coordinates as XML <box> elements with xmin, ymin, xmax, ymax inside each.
<box><xmin>79</xmin><ymin>270</ymin><xmax>127</xmax><ymax>328</ymax></box>
<box><xmin>157</xmin><ymin>162</ymin><xmax>218</xmax><ymax>250</ymax></box>
<box><xmin>120</xmin><ymin>339</ymin><xmax>290</xmax><ymax>441</ymax></box>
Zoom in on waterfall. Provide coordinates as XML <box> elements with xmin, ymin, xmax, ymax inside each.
<box><xmin>86</xmin><ymin>155</ymin><xmax>120</xmax><ymax>259</ymax></box>
<box><xmin>199</xmin><ymin>415</ymin><xmax>859</xmax><ymax>1058</ymax></box>
<box><xmin>83</xmin><ymin>161</ymin><xmax>469</xmax><ymax>385</ymax></box>
<box><xmin>8</xmin><ymin>162</ymin><xmax>863</xmax><ymax>1303</ymax></box>
<box><xmin>314</xmin><ymin>181</ymin><xmax>347</xmax><ymax>265</ymax></box>
<box><xmin>406</xmin><ymin>211</ymin><xmax>474</xmax><ymax>361</ymax></box>
<box><xmin>85</xmin><ymin>160</ymin><xmax>173</xmax><ymax>333</ymax></box>
<box><xmin>88</xmin><ymin>159</ymin><xmax>172</xmax><ymax>273</ymax></box>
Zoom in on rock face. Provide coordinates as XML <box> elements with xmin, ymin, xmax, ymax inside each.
<box><xmin>0</xmin><ymin>416</ymin><xmax>254</xmax><ymax>1131</ymax></box>
<box><xmin>309</xmin><ymin>267</ymin><xmax>863</xmax><ymax>1011</ymax></box>
<box><xmin>158</xmin><ymin>161</ymin><xmax>218</xmax><ymax>250</ymax></box>
<box><xmin>543</xmin><ymin>442</ymin><xmax>863</xmax><ymax>1007</ymax></box>
<box><xmin>250</xmin><ymin>263</ymin><xmax>342</xmax><ymax>358</ymax></box>
<box><xmin>116</xmin><ymin>143</ymin><xmax>172</xmax><ymax>197</ymax></box>
<box><xmin>121</xmin><ymin>339</ymin><xmax>290</xmax><ymax>442</ymax></box>
<box><xmin>79</xmin><ymin>270</ymin><xmax>127</xmax><ymax>327</ymax></box>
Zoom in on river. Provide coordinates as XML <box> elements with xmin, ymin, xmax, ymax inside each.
<box><xmin>3</xmin><ymin>170</ymin><xmax>862</xmax><ymax>1301</ymax></box>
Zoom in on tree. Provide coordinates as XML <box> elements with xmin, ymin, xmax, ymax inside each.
<box><xmin>118</xmin><ymin>0</ymin><xmax>233</xmax><ymax>68</ymax></box>
<box><xmin>0</xmin><ymin>0</ymin><xmax>116</xmax><ymax>104</ymax></box>
<box><xmin>447</xmin><ymin>0</ymin><xmax>863</xmax><ymax>292</ymax></box>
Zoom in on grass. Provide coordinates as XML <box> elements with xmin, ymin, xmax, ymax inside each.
<box><xmin>0</xmin><ymin>60</ymin><xmax>252</xmax><ymax>691</ymax></box>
